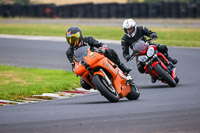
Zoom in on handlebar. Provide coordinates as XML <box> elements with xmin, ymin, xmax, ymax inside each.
<box><xmin>147</xmin><ymin>37</ymin><xmax>157</xmax><ymax>43</ymax></box>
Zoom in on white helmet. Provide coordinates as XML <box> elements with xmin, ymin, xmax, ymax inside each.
<box><xmin>122</xmin><ymin>18</ymin><xmax>137</xmax><ymax>37</ymax></box>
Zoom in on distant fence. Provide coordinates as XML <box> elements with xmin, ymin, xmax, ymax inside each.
<box><xmin>0</xmin><ymin>2</ymin><xmax>199</xmax><ymax>18</ymax></box>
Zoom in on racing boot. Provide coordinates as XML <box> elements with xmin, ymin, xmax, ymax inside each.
<box><xmin>119</xmin><ymin>63</ymin><xmax>132</xmax><ymax>74</ymax></box>
<box><xmin>168</xmin><ymin>56</ymin><xmax>178</xmax><ymax>65</ymax></box>
<box><xmin>151</xmin><ymin>76</ymin><xmax>157</xmax><ymax>83</ymax></box>
<box><xmin>164</xmin><ymin>53</ymin><xmax>178</xmax><ymax>65</ymax></box>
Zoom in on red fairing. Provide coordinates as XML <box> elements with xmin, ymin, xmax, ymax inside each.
<box><xmin>144</xmin><ymin>64</ymin><xmax>159</xmax><ymax>77</ymax></box>
<box><xmin>139</xmin><ymin>48</ymin><xmax>148</xmax><ymax>56</ymax></box>
<box><xmin>151</xmin><ymin>45</ymin><xmax>157</xmax><ymax>50</ymax></box>
<box><xmin>172</xmin><ymin>68</ymin><xmax>176</xmax><ymax>79</ymax></box>
<box><xmin>152</xmin><ymin>70</ymin><xmax>159</xmax><ymax>77</ymax></box>
<box><xmin>152</xmin><ymin>61</ymin><xmax>167</xmax><ymax>70</ymax></box>
<box><xmin>157</xmin><ymin>53</ymin><xmax>168</xmax><ymax>62</ymax></box>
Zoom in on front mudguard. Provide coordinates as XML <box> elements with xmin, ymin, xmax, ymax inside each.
<box><xmin>93</xmin><ymin>71</ymin><xmax>105</xmax><ymax>78</ymax></box>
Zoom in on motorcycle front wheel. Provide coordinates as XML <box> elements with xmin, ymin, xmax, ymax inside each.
<box><xmin>154</xmin><ymin>64</ymin><xmax>176</xmax><ymax>87</ymax></box>
<box><xmin>92</xmin><ymin>75</ymin><xmax>119</xmax><ymax>102</ymax></box>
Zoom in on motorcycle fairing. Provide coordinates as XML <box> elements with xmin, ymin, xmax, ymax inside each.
<box><xmin>74</xmin><ymin>47</ymin><xmax>131</xmax><ymax>97</ymax></box>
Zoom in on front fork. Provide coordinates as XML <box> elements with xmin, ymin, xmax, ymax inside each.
<box><xmin>97</xmin><ymin>69</ymin><xmax>117</xmax><ymax>94</ymax></box>
<box><xmin>100</xmin><ymin>69</ymin><xmax>112</xmax><ymax>86</ymax></box>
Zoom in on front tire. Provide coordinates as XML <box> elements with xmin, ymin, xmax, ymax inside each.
<box><xmin>92</xmin><ymin>75</ymin><xmax>119</xmax><ymax>102</ymax></box>
<box><xmin>154</xmin><ymin>64</ymin><xmax>176</xmax><ymax>87</ymax></box>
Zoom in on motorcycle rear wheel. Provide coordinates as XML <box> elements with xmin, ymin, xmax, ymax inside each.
<box><xmin>92</xmin><ymin>75</ymin><xmax>119</xmax><ymax>102</ymax></box>
<box><xmin>154</xmin><ymin>64</ymin><xmax>176</xmax><ymax>87</ymax></box>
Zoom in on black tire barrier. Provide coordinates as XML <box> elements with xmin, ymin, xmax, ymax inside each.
<box><xmin>0</xmin><ymin>2</ymin><xmax>199</xmax><ymax>18</ymax></box>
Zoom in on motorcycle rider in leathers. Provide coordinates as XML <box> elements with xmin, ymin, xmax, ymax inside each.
<box><xmin>66</xmin><ymin>26</ymin><xmax>132</xmax><ymax>90</ymax></box>
<box><xmin>121</xmin><ymin>18</ymin><xmax>178</xmax><ymax>83</ymax></box>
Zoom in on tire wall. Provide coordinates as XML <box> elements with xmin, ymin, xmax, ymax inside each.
<box><xmin>0</xmin><ymin>2</ymin><xmax>199</xmax><ymax>18</ymax></box>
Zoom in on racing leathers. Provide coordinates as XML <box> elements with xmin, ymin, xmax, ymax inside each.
<box><xmin>66</xmin><ymin>36</ymin><xmax>131</xmax><ymax>90</ymax></box>
<box><xmin>121</xmin><ymin>26</ymin><xmax>177</xmax><ymax>74</ymax></box>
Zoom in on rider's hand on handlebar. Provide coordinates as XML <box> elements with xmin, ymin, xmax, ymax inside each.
<box><xmin>149</xmin><ymin>33</ymin><xmax>158</xmax><ymax>40</ymax></box>
<box><xmin>99</xmin><ymin>45</ymin><xmax>108</xmax><ymax>54</ymax></box>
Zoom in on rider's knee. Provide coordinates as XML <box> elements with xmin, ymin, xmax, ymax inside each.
<box><xmin>80</xmin><ymin>78</ymin><xmax>92</xmax><ymax>90</ymax></box>
<box><xmin>157</xmin><ymin>44</ymin><xmax>168</xmax><ymax>54</ymax></box>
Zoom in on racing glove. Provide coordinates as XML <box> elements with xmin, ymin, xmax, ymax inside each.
<box><xmin>149</xmin><ymin>33</ymin><xmax>158</xmax><ymax>40</ymax></box>
<box><xmin>99</xmin><ymin>45</ymin><xmax>108</xmax><ymax>54</ymax></box>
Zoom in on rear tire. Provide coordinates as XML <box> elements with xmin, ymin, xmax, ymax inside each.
<box><xmin>154</xmin><ymin>64</ymin><xmax>176</xmax><ymax>87</ymax></box>
<box><xmin>92</xmin><ymin>75</ymin><xmax>119</xmax><ymax>102</ymax></box>
<box><xmin>126</xmin><ymin>83</ymin><xmax>140</xmax><ymax>100</ymax></box>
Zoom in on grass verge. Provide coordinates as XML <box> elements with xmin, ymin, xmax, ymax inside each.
<box><xmin>0</xmin><ymin>65</ymin><xmax>80</xmax><ymax>101</ymax></box>
<box><xmin>0</xmin><ymin>23</ymin><xmax>199</xmax><ymax>47</ymax></box>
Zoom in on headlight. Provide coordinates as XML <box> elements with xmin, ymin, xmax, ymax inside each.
<box><xmin>147</xmin><ymin>47</ymin><xmax>154</xmax><ymax>57</ymax></box>
<box><xmin>138</xmin><ymin>55</ymin><xmax>148</xmax><ymax>63</ymax></box>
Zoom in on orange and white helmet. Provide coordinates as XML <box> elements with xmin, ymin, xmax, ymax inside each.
<box><xmin>122</xmin><ymin>18</ymin><xmax>137</xmax><ymax>37</ymax></box>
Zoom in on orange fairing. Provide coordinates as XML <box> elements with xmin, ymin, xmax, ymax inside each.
<box><xmin>74</xmin><ymin>61</ymin><xmax>87</xmax><ymax>76</ymax></box>
<box><xmin>74</xmin><ymin>48</ymin><xmax>131</xmax><ymax>98</ymax></box>
<box><xmin>93</xmin><ymin>71</ymin><xmax>105</xmax><ymax>78</ymax></box>
<box><xmin>113</xmin><ymin>71</ymin><xmax>130</xmax><ymax>98</ymax></box>
<box><xmin>84</xmin><ymin>49</ymin><xmax>104</xmax><ymax>67</ymax></box>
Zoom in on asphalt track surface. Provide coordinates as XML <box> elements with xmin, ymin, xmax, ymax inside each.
<box><xmin>0</xmin><ymin>38</ymin><xmax>200</xmax><ymax>133</ymax></box>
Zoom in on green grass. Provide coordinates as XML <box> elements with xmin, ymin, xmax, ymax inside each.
<box><xmin>151</xmin><ymin>27</ymin><xmax>200</xmax><ymax>47</ymax></box>
<box><xmin>0</xmin><ymin>65</ymin><xmax>80</xmax><ymax>101</ymax></box>
<box><xmin>0</xmin><ymin>23</ymin><xmax>199</xmax><ymax>47</ymax></box>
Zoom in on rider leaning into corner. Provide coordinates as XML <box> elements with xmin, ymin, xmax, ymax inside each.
<box><xmin>66</xmin><ymin>26</ymin><xmax>132</xmax><ymax>90</ymax></box>
<box><xmin>121</xmin><ymin>18</ymin><xmax>178</xmax><ymax>83</ymax></box>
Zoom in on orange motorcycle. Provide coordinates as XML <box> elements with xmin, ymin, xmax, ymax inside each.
<box><xmin>73</xmin><ymin>46</ymin><xmax>140</xmax><ymax>102</ymax></box>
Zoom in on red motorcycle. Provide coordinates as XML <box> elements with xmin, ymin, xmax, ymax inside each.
<box><xmin>130</xmin><ymin>39</ymin><xmax>179</xmax><ymax>87</ymax></box>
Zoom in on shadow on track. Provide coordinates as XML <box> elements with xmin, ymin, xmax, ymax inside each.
<box><xmin>139</xmin><ymin>84</ymin><xmax>174</xmax><ymax>89</ymax></box>
<box><xmin>76</xmin><ymin>99</ymin><xmax>132</xmax><ymax>105</ymax></box>
<box><xmin>138</xmin><ymin>83</ymin><xmax>183</xmax><ymax>89</ymax></box>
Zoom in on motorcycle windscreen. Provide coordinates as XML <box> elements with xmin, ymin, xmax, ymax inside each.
<box><xmin>73</xmin><ymin>46</ymin><xmax>90</xmax><ymax>62</ymax></box>
<box><xmin>133</xmin><ymin>40</ymin><xmax>149</xmax><ymax>52</ymax></box>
